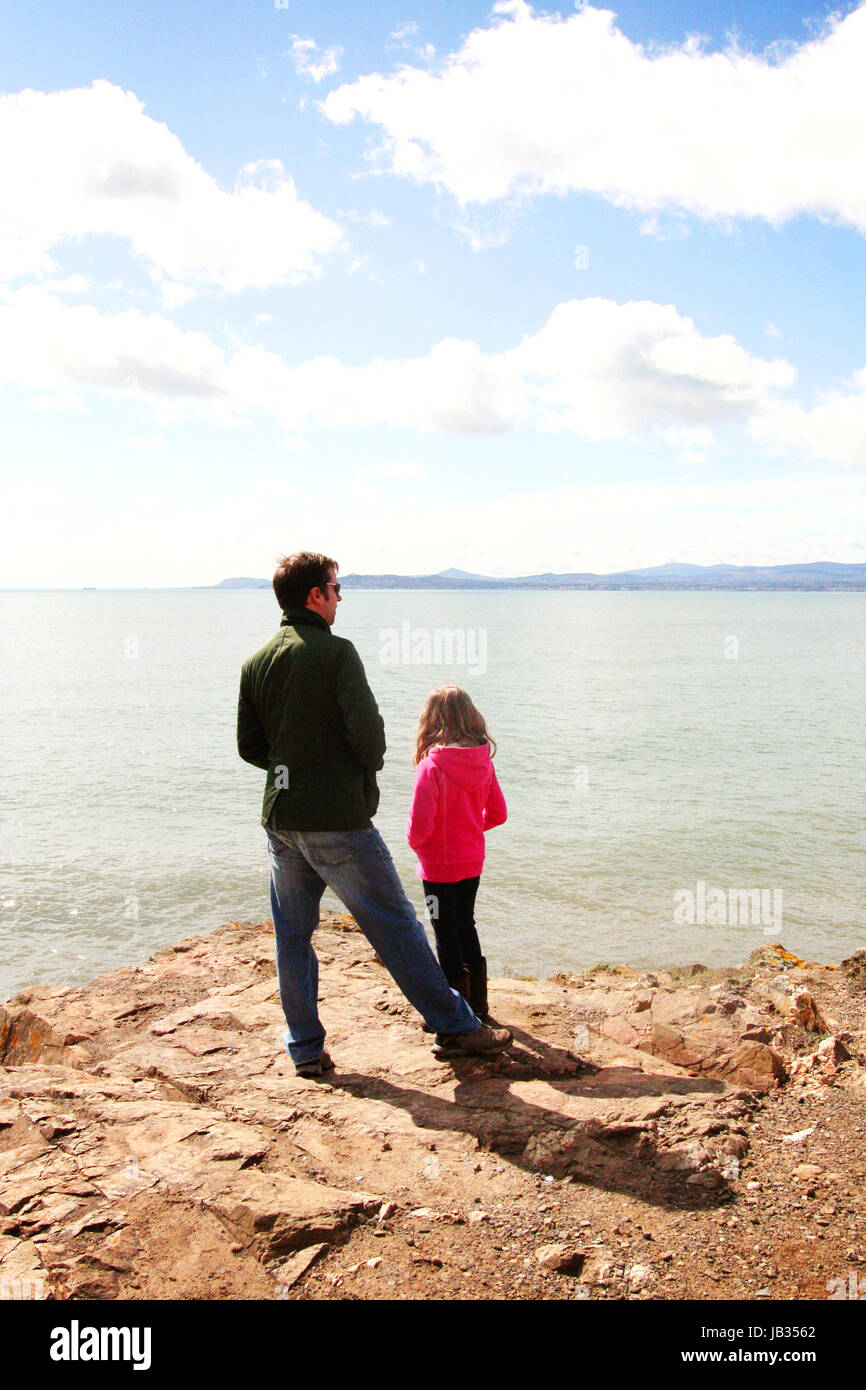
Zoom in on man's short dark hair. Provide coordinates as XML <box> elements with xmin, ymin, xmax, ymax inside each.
<box><xmin>273</xmin><ymin>552</ymin><xmax>338</xmax><ymax>611</ymax></box>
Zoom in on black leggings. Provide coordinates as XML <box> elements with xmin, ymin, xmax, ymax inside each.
<box><xmin>422</xmin><ymin>876</ymin><xmax>483</xmax><ymax>981</ymax></box>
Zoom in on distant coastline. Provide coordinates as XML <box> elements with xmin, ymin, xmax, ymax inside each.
<box><xmin>5</xmin><ymin>560</ymin><xmax>866</xmax><ymax>593</ymax></box>
<box><xmin>215</xmin><ymin>561</ymin><xmax>866</xmax><ymax>592</ymax></box>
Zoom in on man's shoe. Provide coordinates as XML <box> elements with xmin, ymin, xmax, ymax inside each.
<box><xmin>294</xmin><ymin>1050</ymin><xmax>335</xmax><ymax>1078</ymax></box>
<box><xmin>437</xmin><ymin>1023</ymin><xmax>512</xmax><ymax>1055</ymax></box>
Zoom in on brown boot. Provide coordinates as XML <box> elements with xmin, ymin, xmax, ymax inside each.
<box><xmin>294</xmin><ymin>1050</ymin><xmax>335</xmax><ymax>1079</ymax></box>
<box><xmin>455</xmin><ymin>1023</ymin><xmax>512</xmax><ymax>1054</ymax></box>
<box><xmin>436</xmin><ymin>1022</ymin><xmax>513</xmax><ymax>1056</ymax></box>
<box><xmin>432</xmin><ymin>966</ymin><xmax>478</xmax><ymax>1046</ymax></box>
<box><xmin>467</xmin><ymin>956</ymin><xmax>496</xmax><ymax>1025</ymax></box>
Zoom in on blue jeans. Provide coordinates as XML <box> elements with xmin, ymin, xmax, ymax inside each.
<box><xmin>266</xmin><ymin>825</ymin><xmax>481</xmax><ymax>1064</ymax></box>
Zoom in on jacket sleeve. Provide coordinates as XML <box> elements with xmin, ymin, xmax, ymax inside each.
<box><xmin>237</xmin><ymin>666</ymin><xmax>270</xmax><ymax>770</ymax></box>
<box><xmin>335</xmin><ymin>642</ymin><xmax>386</xmax><ymax>771</ymax></box>
<box><xmin>407</xmin><ymin>760</ymin><xmax>439</xmax><ymax>850</ymax></box>
<box><xmin>482</xmin><ymin>766</ymin><xmax>507</xmax><ymax>831</ymax></box>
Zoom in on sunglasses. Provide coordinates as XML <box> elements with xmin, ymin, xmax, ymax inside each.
<box><xmin>321</xmin><ymin>581</ymin><xmax>341</xmax><ymax>596</ymax></box>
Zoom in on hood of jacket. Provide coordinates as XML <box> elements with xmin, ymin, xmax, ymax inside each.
<box><xmin>426</xmin><ymin>743</ymin><xmax>493</xmax><ymax>791</ymax></box>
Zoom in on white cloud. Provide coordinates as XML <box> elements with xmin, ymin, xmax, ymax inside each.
<box><xmin>389</xmin><ymin>22</ymin><xmax>419</xmax><ymax>48</ymax></box>
<box><xmin>0</xmin><ymin>285</ymin><xmax>232</xmax><ymax>419</ymax></box>
<box><xmin>507</xmin><ymin>298</ymin><xmax>795</xmax><ymax>438</ymax></box>
<box><xmin>751</xmin><ymin>366</ymin><xmax>866</xmax><ymax>467</ymax></box>
<box><xmin>662</xmin><ymin>424</ymin><xmax>713</xmax><ymax>463</ymax></box>
<box><xmin>662</xmin><ymin>426</ymin><xmax>713</xmax><ymax>449</ymax></box>
<box><xmin>451</xmin><ymin>214</ymin><xmax>513</xmax><ymax>251</ymax></box>
<box><xmin>157</xmin><ymin>280</ymin><xmax>197</xmax><ymax>310</ymax></box>
<box><xmin>241</xmin><ymin>296</ymin><xmax>795</xmax><ymax>442</ymax></box>
<box><xmin>290</xmin><ymin>36</ymin><xmax>343</xmax><ymax>84</ymax></box>
<box><xmin>263</xmin><ymin>336</ymin><xmax>529</xmax><ymax>432</ymax></box>
<box><xmin>339</xmin><ymin>208</ymin><xmax>391</xmax><ymax>227</ymax></box>
<box><xmin>362</xmin><ymin>460</ymin><xmax>425</xmax><ymax>477</ymax></box>
<box><xmin>124</xmin><ymin>435</ymin><xmax>167</xmax><ymax>451</ymax></box>
<box><xmin>322</xmin><ymin>1</ymin><xmax>866</xmax><ymax>234</ymax></box>
<box><xmin>0</xmin><ymin>81</ymin><xmax>345</xmax><ymax>291</ymax></box>
<box><xmin>0</xmin><ymin>286</ymin><xmax>802</xmax><ymax>448</ymax></box>
<box><xmin>40</xmin><ymin>273</ymin><xmax>90</xmax><ymax>295</ymax></box>
<box><xmin>0</xmin><ymin>283</ymin><xmax>524</xmax><ymax>430</ymax></box>
<box><xmin>387</xmin><ymin>21</ymin><xmax>436</xmax><ymax>62</ymax></box>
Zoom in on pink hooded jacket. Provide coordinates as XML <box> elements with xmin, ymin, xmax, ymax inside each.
<box><xmin>406</xmin><ymin>744</ymin><xmax>507</xmax><ymax>883</ymax></box>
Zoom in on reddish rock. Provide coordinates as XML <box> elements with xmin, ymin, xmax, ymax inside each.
<box><xmin>714</xmin><ymin>1041</ymin><xmax>787</xmax><ymax>1092</ymax></box>
<box><xmin>535</xmin><ymin>1243</ymin><xmax>585</xmax><ymax>1273</ymax></box>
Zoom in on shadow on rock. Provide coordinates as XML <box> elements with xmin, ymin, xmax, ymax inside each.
<box><xmin>500</xmin><ymin>1023</ymin><xmax>729</xmax><ymax>1099</ymax></box>
<box><xmin>329</xmin><ymin>1040</ymin><xmax>731</xmax><ymax>1212</ymax></box>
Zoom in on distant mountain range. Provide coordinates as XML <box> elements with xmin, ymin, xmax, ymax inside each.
<box><xmin>215</xmin><ymin>561</ymin><xmax>866</xmax><ymax>591</ymax></box>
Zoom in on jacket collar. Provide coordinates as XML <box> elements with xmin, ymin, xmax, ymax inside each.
<box><xmin>280</xmin><ymin>607</ymin><xmax>331</xmax><ymax>634</ymax></box>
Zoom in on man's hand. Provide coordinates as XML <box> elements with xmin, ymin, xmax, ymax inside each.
<box><xmin>237</xmin><ymin>674</ymin><xmax>270</xmax><ymax>769</ymax></box>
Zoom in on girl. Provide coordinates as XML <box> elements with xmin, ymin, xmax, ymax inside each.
<box><xmin>407</xmin><ymin>686</ymin><xmax>507</xmax><ymax>1024</ymax></box>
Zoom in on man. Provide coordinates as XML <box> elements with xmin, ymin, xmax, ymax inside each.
<box><xmin>237</xmin><ymin>551</ymin><xmax>512</xmax><ymax>1076</ymax></box>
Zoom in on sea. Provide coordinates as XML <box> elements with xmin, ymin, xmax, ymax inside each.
<box><xmin>1</xmin><ymin>588</ymin><xmax>864</xmax><ymax>1001</ymax></box>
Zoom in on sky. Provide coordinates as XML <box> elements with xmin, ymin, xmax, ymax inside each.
<box><xmin>1</xmin><ymin>0</ymin><xmax>865</xmax><ymax>585</ymax></box>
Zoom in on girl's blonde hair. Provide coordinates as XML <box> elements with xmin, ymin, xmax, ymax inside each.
<box><xmin>413</xmin><ymin>686</ymin><xmax>496</xmax><ymax>766</ymax></box>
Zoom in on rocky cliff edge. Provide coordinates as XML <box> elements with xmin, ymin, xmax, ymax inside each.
<box><xmin>1</xmin><ymin>921</ymin><xmax>864</xmax><ymax>1300</ymax></box>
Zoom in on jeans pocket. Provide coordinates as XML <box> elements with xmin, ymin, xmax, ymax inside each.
<box><xmin>266</xmin><ymin>827</ymin><xmax>291</xmax><ymax>854</ymax></box>
<box><xmin>303</xmin><ymin>831</ymin><xmax>356</xmax><ymax>868</ymax></box>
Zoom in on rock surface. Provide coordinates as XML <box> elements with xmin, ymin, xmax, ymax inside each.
<box><xmin>1</xmin><ymin>922</ymin><xmax>864</xmax><ymax>1301</ymax></box>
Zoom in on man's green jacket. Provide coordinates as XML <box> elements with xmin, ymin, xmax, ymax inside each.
<box><xmin>237</xmin><ymin>608</ymin><xmax>386</xmax><ymax>831</ymax></box>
